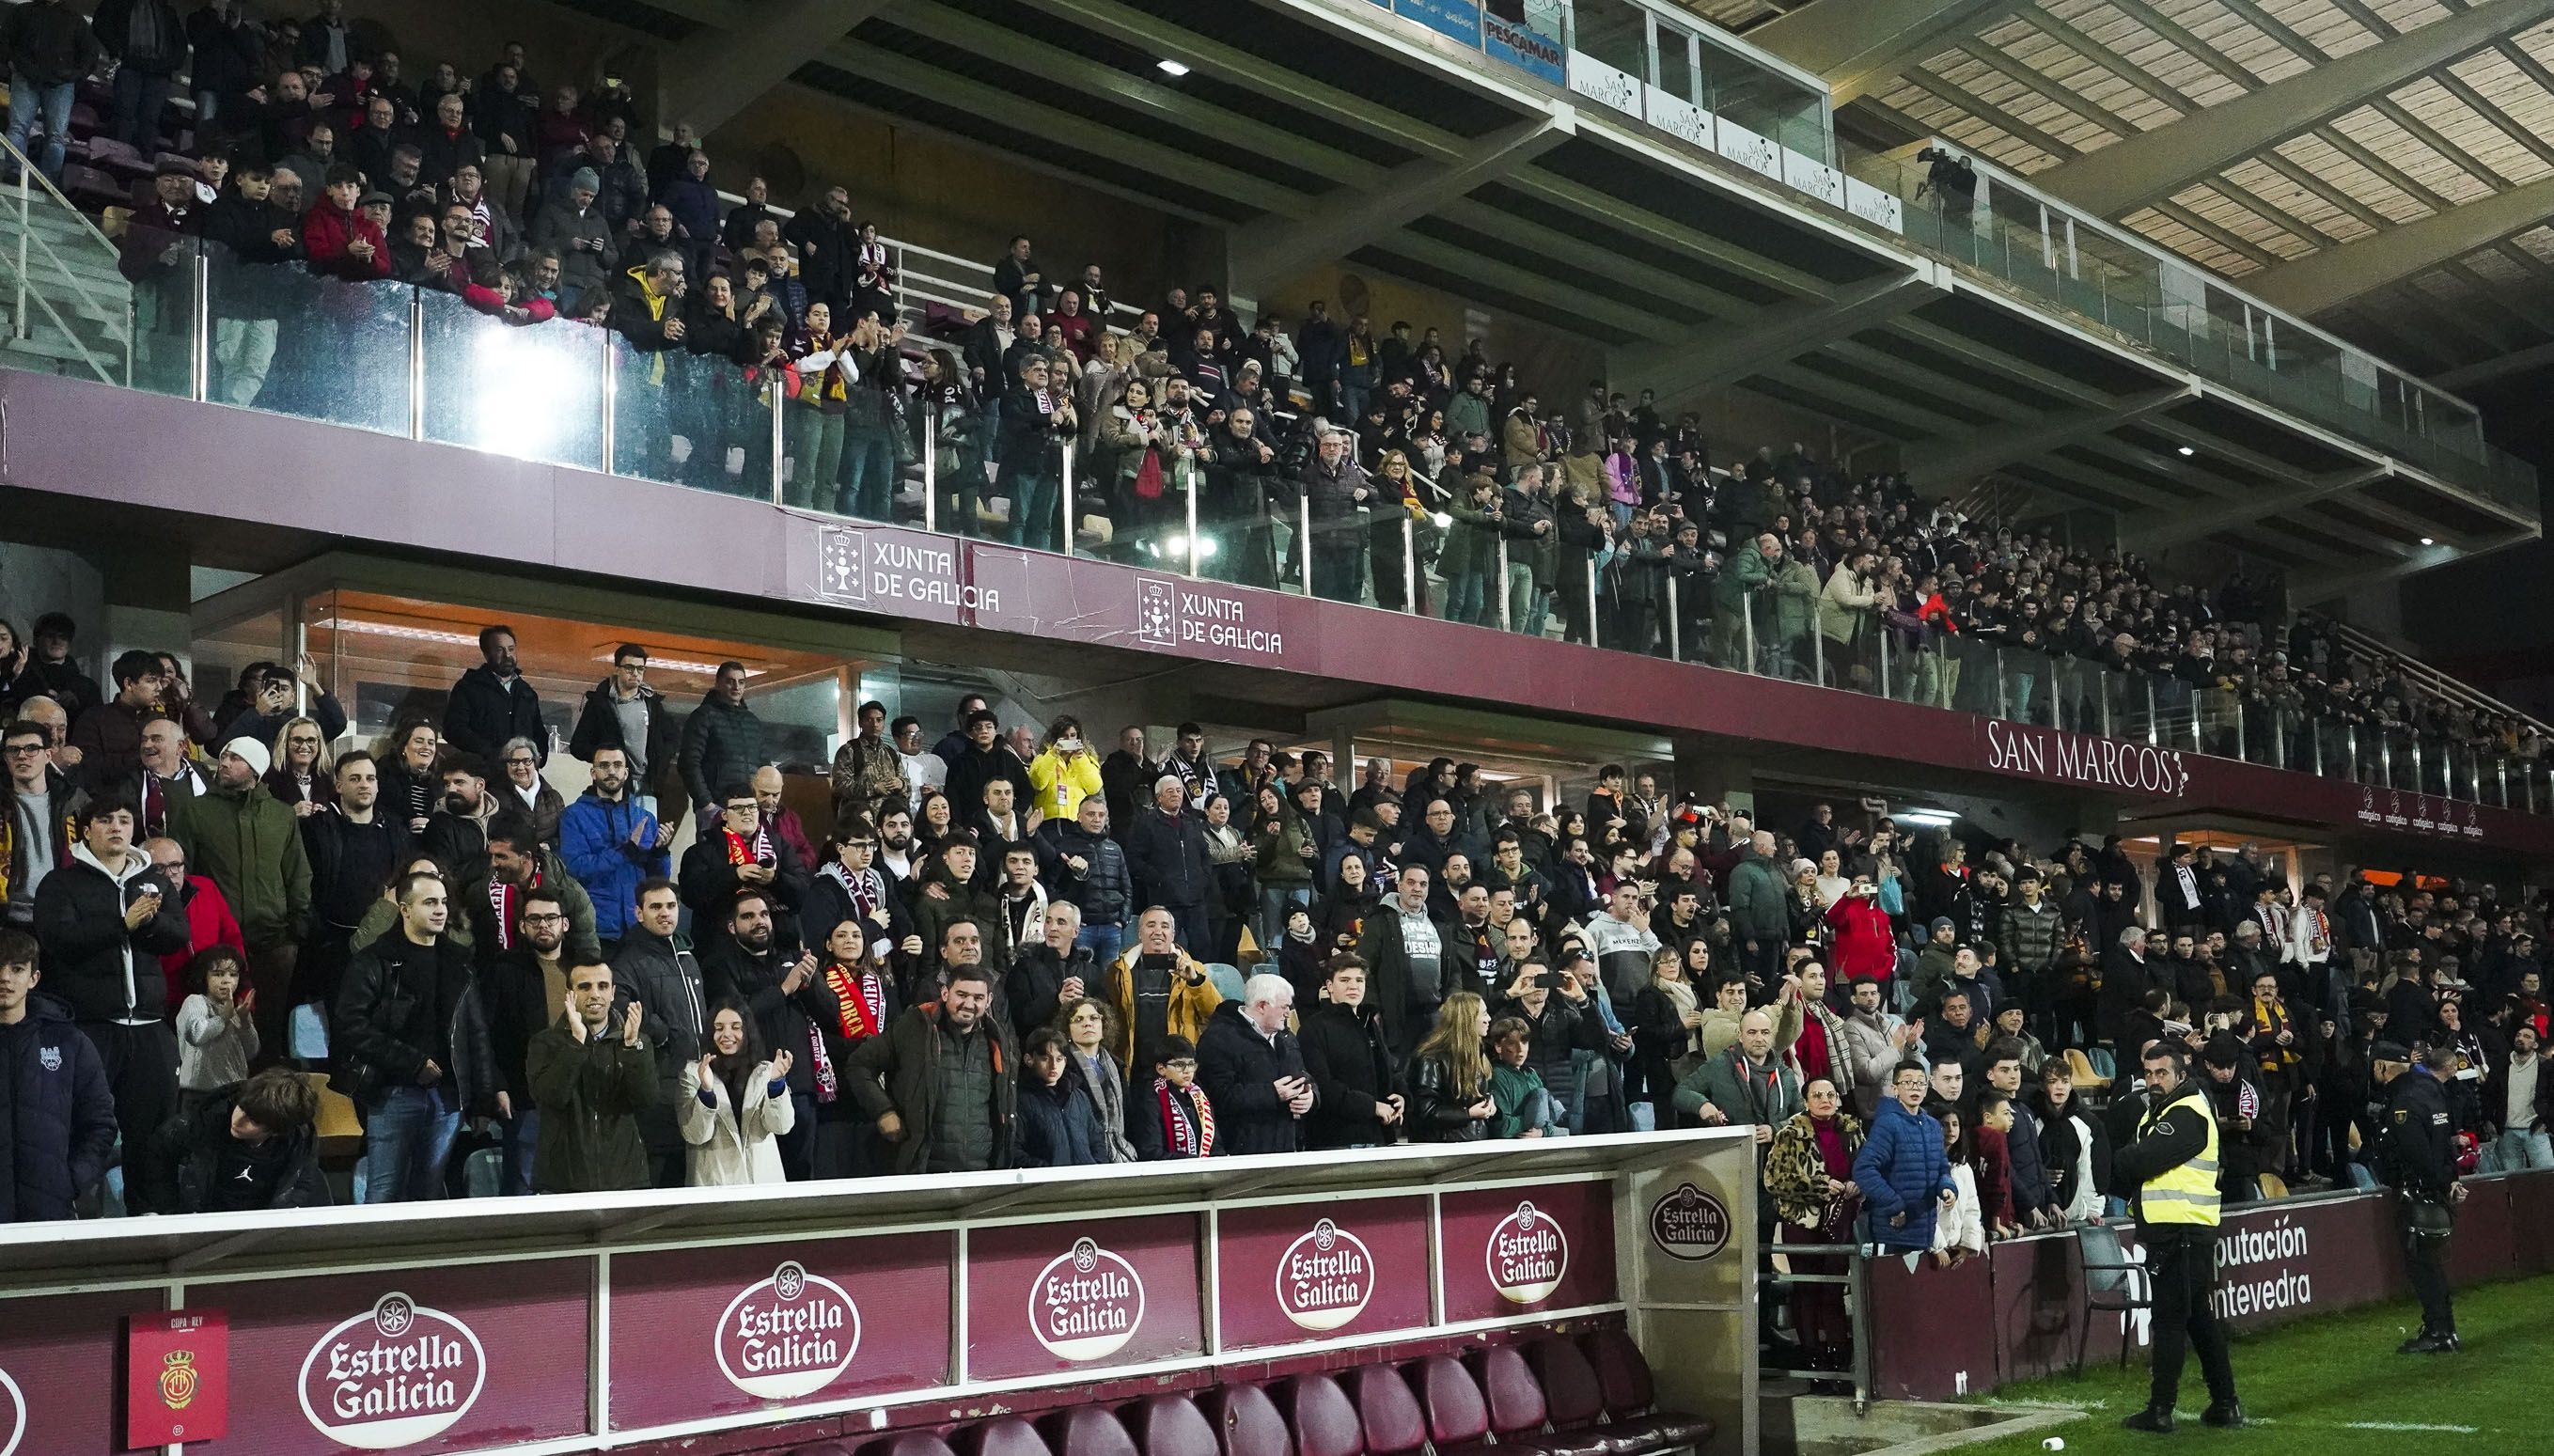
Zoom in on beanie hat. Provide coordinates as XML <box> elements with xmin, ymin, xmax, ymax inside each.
<box><xmin>1929</xmin><ymin>916</ymin><xmax>1955</xmax><ymax>936</ymax></box>
<box><xmin>221</xmin><ymin>736</ymin><xmax>272</xmax><ymax>778</ymax></box>
<box><xmin>570</xmin><ymin>166</ymin><xmax>602</xmax><ymax>194</ymax></box>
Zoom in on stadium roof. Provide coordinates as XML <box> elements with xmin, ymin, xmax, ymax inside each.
<box><xmin>1727</xmin><ymin>0</ymin><xmax>2554</xmax><ymax>399</ymax></box>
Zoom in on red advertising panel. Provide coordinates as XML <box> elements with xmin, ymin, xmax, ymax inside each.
<box><xmin>1215</xmin><ymin>1198</ymin><xmax>1434</xmax><ymax>1351</ymax></box>
<box><xmin>206</xmin><ymin>1261</ymin><xmax>588</xmax><ymax>1454</ymax></box>
<box><xmin>1438</xmin><ymin>1182</ymin><xmax>1618</xmax><ymax>1323</ymax></box>
<box><xmin>126</xmin><ymin>1310</ymin><xmax>227</xmax><ymax>1447</ymax></box>
<box><xmin>0</xmin><ymin>1292</ymin><xmax>149</xmax><ymax>1456</ymax></box>
<box><xmin>965</xmin><ymin>1215</ymin><xmax>1203</xmax><ymax>1382</ymax></box>
<box><xmin>608</xmin><ymin>1232</ymin><xmax>953</xmax><ymax>1430</ymax></box>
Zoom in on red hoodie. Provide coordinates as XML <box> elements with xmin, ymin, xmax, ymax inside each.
<box><xmin>302</xmin><ymin>201</ymin><xmax>389</xmax><ymax>282</ymax></box>
<box><xmin>1825</xmin><ymin>891</ymin><xmax>1897</xmax><ymax>984</ymax></box>
<box><xmin>160</xmin><ymin>877</ymin><xmax>246</xmax><ymax>1015</ymax></box>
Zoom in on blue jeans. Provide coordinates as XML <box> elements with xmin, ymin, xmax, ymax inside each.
<box><xmin>2494</xmin><ymin>1128</ymin><xmax>2553</xmax><ymax>1171</ymax></box>
<box><xmin>1074</xmin><ymin>922</ymin><xmax>1124</xmax><ymax>965</ymax></box>
<box><xmin>360</xmin><ymin>1084</ymin><xmax>462</xmax><ymax>1202</ymax></box>
<box><xmin>500</xmin><ymin>1108</ymin><xmax>541</xmax><ymax>1196</ymax></box>
<box><xmin>8</xmin><ymin>75</ymin><xmax>73</xmax><ymax>182</ymax></box>
<box><xmin>838</xmin><ymin>428</ymin><xmax>898</xmax><ymax>520</ymax></box>
<box><xmin>1011</xmin><ymin>466</ymin><xmax>1059</xmax><ymax>550</ymax></box>
<box><xmin>1259</xmin><ymin>885</ymin><xmax>1311</xmax><ymax>954</ymax></box>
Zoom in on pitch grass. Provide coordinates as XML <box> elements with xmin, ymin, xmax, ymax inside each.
<box><xmin>1951</xmin><ymin>1274</ymin><xmax>2549</xmax><ymax>1456</ymax></box>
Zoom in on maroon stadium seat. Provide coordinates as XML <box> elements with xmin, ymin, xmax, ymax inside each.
<box><xmin>1121</xmin><ymin>1395</ymin><xmax>1218</xmax><ymax>1456</ymax></box>
<box><xmin>862</xmin><ymin>1437</ymin><xmax>957</xmax><ymax>1456</ymax></box>
<box><xmin>1526</xmin><ymin>1338</ymin><xmax>1637</xmax><ymax>1453</ymax></box>
<box><xmin>1585</xmin><ymin>1330</ymin><xmax>1714</xmax><ymax>1449</ymax></box>
<box><xmin>1281</xmin><ymin>1373</ymin><xmax>1364</xmax><ymax>1456</ymax></box>
<box><xmin>1046</xmin><ymin>1407</ymin><xmax>1139</xmax><ymax>1456</ymax></box>
<box><xmin>1346</xmin><ymin>1365</ymin><xmax>1426</xmax><ymax>1456</ymax></box>
<box><xmin>1203</xmin><ymin>1384</ymin><xmax>1294</xmax><ymax>1456</ymax></box>
<box><xmin>966</xmin><ymin>1416</ymin><xmax>1056</xmax><ymax>1456</ymax></box>
<box><xmin>1412</xmin><ymin>1354</ymin><xmax>1495</xmax><ymax>1454</ymax></box>
<box><xmin>1475</xmin><ymin>1345</ymin><xmax>1619</xmax><ymax>1456</ymax></box>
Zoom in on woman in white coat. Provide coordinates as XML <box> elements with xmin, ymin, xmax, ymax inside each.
<box><xmin>680</xmin><ymin>1001</ymin><xmax>797</xmax><ymax>1186</ymax></box>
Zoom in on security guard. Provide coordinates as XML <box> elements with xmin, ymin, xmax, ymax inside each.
<box><xmin>2373</xmin><ymin>1040</ymin><xmax>2463</xmax><ymax>1353</ymax></box>
<box><xmin>2109</xmin><ymin>1040</ymin><xmax>2242</xmax><ymax>1433</ymax></box>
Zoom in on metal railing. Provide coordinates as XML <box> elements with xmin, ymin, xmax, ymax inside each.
<box><xmin>1761</xmin><ymin>1239</ymin><xmax>1871</xmax><ymax>1415</ymax></box>
<box><xmin>2323</xmin><ymin>618</ymin><xmax>2552</xmax><ymax>744</ymax></box>
<box><xmin>0</xmin><ymin>131</ymin><xmax>133</xmax><ymax>386</ymax></box>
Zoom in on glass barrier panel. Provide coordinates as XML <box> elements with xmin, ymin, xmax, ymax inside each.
<box><xmin>213</xmin><ymin>262</ymin><xmax>412</xmax><ymax>435</ymax></box>
<box><xmin>126</xmin><ymin>236</ymin><xmax>199</xmax><ymax>398</ymax></box>
<box><xmin>416</xmin><ymin>289</ymin><xmax>606</xmax><ymax>472</ymax></box>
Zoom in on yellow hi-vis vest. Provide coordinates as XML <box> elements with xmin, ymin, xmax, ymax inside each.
<box><xmin>2137</xmin><ymin>1085</ymin><xmax>2222</xmax><ymax>1227</ymax></box>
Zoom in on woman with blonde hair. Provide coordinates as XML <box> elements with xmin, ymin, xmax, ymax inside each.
<box><xmin>266</xmin><ymin>715</ymin><xmax>337</xmax><ymax>813</ymax></box>
<box><xmin>1369</xmin><ymin>447</ymin><xmax>1432</xmax><ymax>615</ymax></box>
<box><xmin>1409</xmin><ymin>992</ymin><xmax>1496</xmax><ymax>1142</ymax></box>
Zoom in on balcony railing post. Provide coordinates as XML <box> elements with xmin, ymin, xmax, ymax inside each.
<box><xmin>2144</xmin><ymin>678</ymin><xmax>2157</xmax><ymax>747</ymax></box>
<box><xmin>601</xmin><ymin>337</ymin><xmax>619</xmax><ymax>476</ymax></box>
<box><xmin>1586</xmin><ymin>568</ymin><xmax>1598</xmax><ymax>650</ymax></box>
<box><xmin>921</xmin><ymin>405</ymin><xmax>937</xmax><ymax>530</ymax></box>
<box><xmin>1878</xmin><ymin>630</ymin><xmax>1891</xmax><ymax>699</ymax></box>
<box><xmin>770</xmin><ymin>379</ymin><xmax>785</xmax><ymax>507</ymax></box>
<box><xmin>1185</xmin><ymin>481</ymin><xmax>1201</xmax><ymax>579</ymax></box>
<box><xmin>12</xmin><ymin>164</ymin><xmax>24</xmax><ymax>342</ymax></box>
<box><xmin>1299</xmin><ymin>493</ymin><xmax>1314</xmax><ymax>597</ymax></box>
<box><xmin>189</xmin><ymin>243</ymin><xmax>210</xmax><ymax>403</ymax></box>
<box><xmin>1995</xmin><ymin>650</ymin><xmax>2008</xmax><ymax>718</ymax></box>
<box><xmin>1667</xmin><ymin>577</ymin><xmax>1681</xmax><ymax>662</ymax></box>
<box><xmin>1062</xmin><ymin>445</ymin><xmax>1077</xmax><ymax>556</ymax></box>
<box><xmin>1742</xmin><ymin>593</ymin><xmax>1758</xmax><ymax>674</ymax></box>
<box><xmin>407</xmin><ymin>289</ymin><xmax>425</xmax><ymax>442</ymax></box>
<box><xmin>1498</xmin><ymin>540</ymin><xmax>1513</xmax><ymax>633</ymax></box>
<box><xmin>1402</xmin><ymin>514</ymin><xmax>1417</xmax><ymax>616</ymax></box>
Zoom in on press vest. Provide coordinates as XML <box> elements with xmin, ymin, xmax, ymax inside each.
<box><xmin>2137</xmin><ymin>1084</ymin><xmax>2222</xmax><ymax>1227</ymax></box>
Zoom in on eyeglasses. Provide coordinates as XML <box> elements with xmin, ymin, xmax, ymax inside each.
<box><xmin>505</xmin><ymin>757</ymin><xmax>538</xmax><ymax>767</ymax></box>
<box><xmin>524</xmin><ymin>913</ymin><xmax>568</xmax><ymax>925</ymax></box>
<box><xmin>1160</xmin><ymin>1058</ymin><xmax>1199</xmax><ymax>1071</ymax></box>
<box><xmin>725</xmin><ymin>804</ymin><xmax>759</xmax><ymax>816</ymax></box>
<box><xmin>3</xmin><ymin>744</ymin><xmax>43</xmax><ymax>755</ymax></box>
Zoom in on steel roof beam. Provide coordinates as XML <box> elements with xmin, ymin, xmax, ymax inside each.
<box><xmin>1902</xmin><ymin>384</ymin><xmax>2195</xmax><ymax>479</ymax></box>
<box><xmin>1748</xmin><ymin>0</ymin><xmax>2016</xmax><ymax>105</ymax></box>
<box><xmin>2034</xmin><ymin>0</ymin><xmax>2554</xmax><ymax>216</ymax></box>
<box><xmin>2247</xmin><ymin>173</ymin><xmax>2554</xmax><ymax>314</ymax></box>
<box><xmin>660</xmin><ymin>0</ymin><xmax>888</xmax><ymax>134</ymax></box>
<box><xmin>1614</xmin><ymin>268</ymin><xmax>1943</xmax><ymax>404</ymax></box>
<box><xmin>1227</xmin><ymin>110</ymin><xmax>1576</xmax><ymax>298</ymax></box>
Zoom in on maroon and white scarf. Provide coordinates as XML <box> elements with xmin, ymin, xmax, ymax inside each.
<box><xmin>1153</xmin><ymin>1078</ymin><xmax>1215</xmax><ymax>1157</ymax></box>
<box><xmin>487</xmin><ymin>869</ymin><xmax>542</xmax><ymax>952</ymax></box>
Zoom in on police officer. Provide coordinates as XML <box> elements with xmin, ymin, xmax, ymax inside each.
<box><xmin>2109</xmin><ymin>1040</ymin><xmax>2242</xmax><ymax>1433</ymax></box>
<box><xmin>2372</xmin><ymin>1040</ymin><xmax>2463</xmax><ymax>1353</ymax></box>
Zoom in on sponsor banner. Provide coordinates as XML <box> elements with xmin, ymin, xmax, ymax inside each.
<box><xmin>608</xmin><ymin>1234</ymin><xmax>952</xmax><ymax>1430</ymax></box>
<box><xmin>1483</xmin><ymin>10</ymin><xmax>1565</xmax><ymax>84</ymax></box>
<box><xmin>1644</xmin><ymin>86</ymin><xmax>1712</xmax><ymax>150</ymax></box>
<box><xmin>1781</xmin><ymin>148</ymin><xmax>1847</xmax><ymax>211</ymax></box>
<box><xmin>1845</xmin><ymin>176</ymin><xmax>1905</xmax><ymax>234</ymax></box>
<box><xmin>967</xmin><ymin>1216</ymin><xmax>1203</xmax><ymax>1382</ymax></box>
<box><xmin>127</xmin><ymin>1310</ymin><xmax>227</xmax><ymax>1447</ymax></box>
<box><xmin>1216</xmin><ymin>1198</ymin><xmax>1434</xmax><ymax>1350</ymax></box>
<box><xmin>2355</xmin><ymin>784</ymin><xmax>2485</xmax><ymax>842</ymax></box>
<box><xmin>1714</xmin><ymin>117</ymin><xmax>1782</xmax><ymax>182</ymax></box>
<box><xmin>1567</xmin><ymin>52</ymin><xmax>1642</xmax><ymax>120</ymax></box>
<box><xmin>1394</xmin><ymin>0</ymin><xmax>1482</xmax><ymax>48</ymax></box>
<box><xmin>1982</xmin><ymin>717</ymin><xmax>2192</xmax><ymax>798</ymax></box>
<box><xmin>1647</xmin><ymin>1182</ymin><xmax>1732</xmax><ymax>1262</ymax></box>
<box><xmin>1129</xmin><ymin>573</ymin><xmax>1291</xmax><ymax>662</ymax></box>
<box><xmin>1439</xmin><ymin>1182</ymin><xmax>1617</xmax><ymax>1321</ymax></box>
<box><xmin>219</xmin><ymin>1264</ymin><xmax>588</xmax><ymax>1454</ymax></box>
<box><xmin>0</xmin><ymin>1293</ymin><xmax>140</xmax><ymax>1456</ymax></box>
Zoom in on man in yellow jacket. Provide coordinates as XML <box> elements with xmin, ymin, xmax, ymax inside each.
<box><xmin>2110</xmin><ymin>1040</ymin><xmax>2242</xmax><ymax>1433</ymax></box>
<box><xmin>1105</xmin><ymin>905</ymin><xmax>1222</xmax><ymax>1070</ymax></box>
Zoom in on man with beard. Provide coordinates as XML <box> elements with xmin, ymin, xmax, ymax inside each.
<box><xmin>422</xmin><ymin>755</ymin><xmax>495</xmax><ymax>885</ymax></box>
<box><xmin>481</xmin><ymin>887</ymin><xmax>571</xmax><ymax>1195</ymax></box>
<box><xmin>876</xmin><ymin>804</ymin><xmax>919</xmax><ymax>886</ymax></box>
<box><xmin>301</xmin><ymin>750</ymin><xmax>407</xmax><ymax>1011</ymax></box>
<box><xmin>443</xmin><ymin>624</ymin><xmax>543</xmax><ymax>763</ymax></box>
<box><xmin>700</xmin><ymin>888</ymin><xmax>827</xmax><ymax>1180</ymax></box>
<box><xmin>171</xmin><ymin>738</ymin><xmax>309</xmax><ymax>1058</ymax></box>
<box><xmin>845</xmin><ymin>964</ymin><xmax>1018</xmax><ymax>1175</ymax></box>
<box><xmin>524</xmin><ymin>959</ymin><xmax>655</xmax><ymax>1194</ymax></box>
<box><xmin>558</xmin><ymin>744</ymin><xmax>669</xmax><ymax>954</ymax></box>
<box><xmin>612</xmin><ymin>877</ymin><xmax>708</xmax><ymax>1188</ymax></box>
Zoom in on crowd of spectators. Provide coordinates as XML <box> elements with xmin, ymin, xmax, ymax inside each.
<box><xmin>1</xmin><ymin>5</ymin><xmax>2532</xmax><ymax>781</ymax></box>
<box><xmin>4</xmin><ymin>609</ymin><xmax>2546</xmax><ymax>1339</ymax></box>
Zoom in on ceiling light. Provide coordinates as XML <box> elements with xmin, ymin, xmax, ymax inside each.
<box><xmin>309</xmin><ymin>618</ymin><xmax>481</xmax><ymax>648</ymax></box>
<box><xmin>590</xmin><ymin>651</ymin><xmax>762</xmax><ymax>678</ymax></box>
<box><xmin>2175</xmin><ymin>446</ymin><xmax>2194</xmax><ymax>457</ymax></box>
<box><xmin>1156</xmin><ymin>58</ymin><xmax>1190</xmax><ymax>76</ymax></box>
<box><xmin>2420</xmin><ymin>536</ymin><xmax>2436</xmax><ymax>546</ymax></box>
<box><xmin>1891</xmin><ymin>807</ymin><xmax>1960</xmax><ymax>828</ymax></box>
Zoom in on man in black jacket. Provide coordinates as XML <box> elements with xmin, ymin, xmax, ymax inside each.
<box><xmin>2375</xmin><ymin>1041</ymin><xmax>2464</xmax><ymax>1353</ymax></box>
<box><xmin>1008</xmin><ymin>900</ymin><xmax>1096</xmax><ymax>1037</ymax></box>
<box><xmin>611</xmin><ymin>877</ymin><xmax>706</xmax><ymax>1188</ymax></box>
<box><xmin>334</xmin><ymin>869</ymin><xmax>494</xmax><ymax>1202</ymax></box>
<box><xmin>567</xmin><ymin>645</ymin><xmax>682</xmax><ymax>830</ymax></box>
<box><xmin>1196</xmin><ymin>973</ymin><xmax>1314</xmax><ymax>1156</ymax></box>
<box><xmin>699</xmin><ymin>888</ymin><xmax>827</xmax><ymax>1180</ymax></box>
<box><xmin>30</xmin><ymin>796</ymin><xmax>189</xmax><ymax>1213</ymax></box>
<box><xmin>479</xmin><ymin>887</ymin><xmax>572</xmax><ymax>1196</ymax></box>
<box><xmin>443</xmin><ymin>625</ymin><xmax>544</xmax><ymax>763</ymax></box>
<box><xmin>942</xmin><ymin>710</ymin><xmax>1030</xmax><ymax>826</ymax></box>
<box><xmin>0</xmin><ymin>928</ymin><xmax>118</xmax><ymax>1222</ymax></box>
<box><xmin>301</xmin><ymin>751</ymin><xmax>409</xmax><ymax>1011</ymax></box>
<box><xmin>844</xmin><ymin>964</ymin><xmax>1016</xmax><ymax>1176</ymax></box>
<box><xmin>1124</xmin><ymin>775</ymin><xmax>1212</xmax><ymax>954</ymax></box>
<box><xmin>682</xmin><ymin>785</ymin><xmax>807</xmax><ymax>917</ymax></box>
<box><xmin>1299</xmin><ymin>956</ymin><xmax>1402</xmax><ymax>1150</ymax></box>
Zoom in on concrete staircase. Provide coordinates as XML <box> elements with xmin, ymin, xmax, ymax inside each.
<box><xmin>0</xmin><ymin>184</ymin><xmax>133</xmax><ymax>384</ymax></box>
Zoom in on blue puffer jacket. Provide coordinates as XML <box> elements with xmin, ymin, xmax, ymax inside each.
<box><xmin>1</xmin><ymin>994</ymin><xmax>118</xmax><ymax>1222</ymax></box>
<box><xmin>1854</xmin><ymin>1096</ymin><xmax>1954</xmax><ymax>1251</ymax></box>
